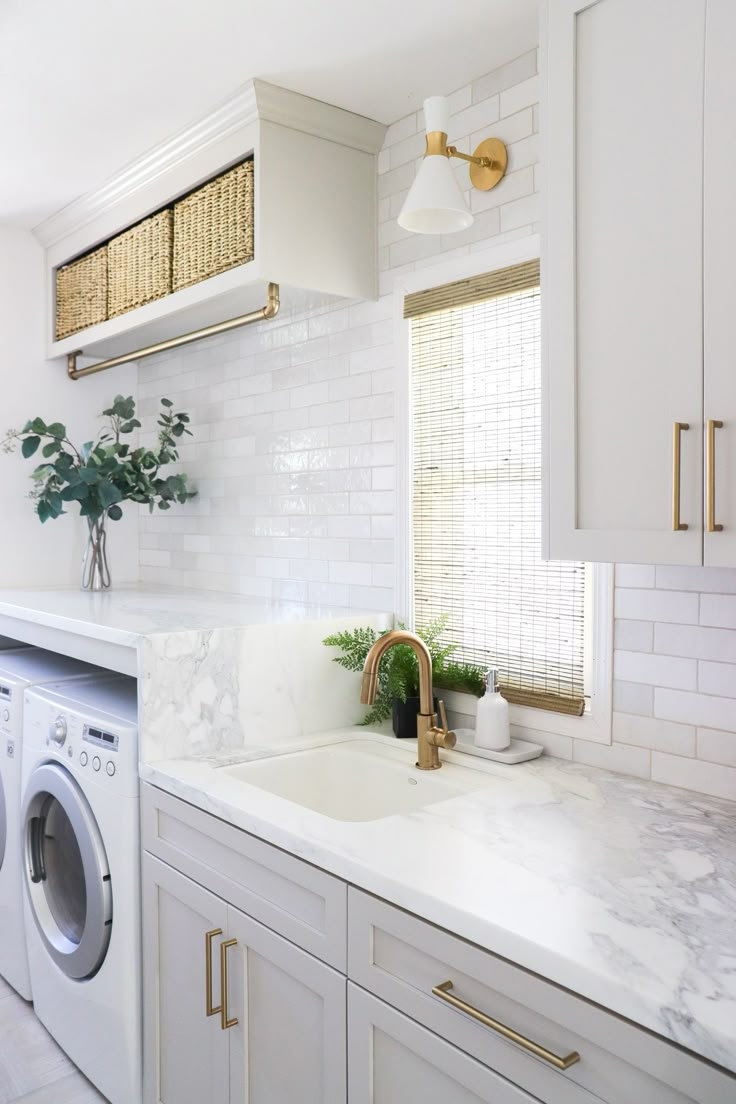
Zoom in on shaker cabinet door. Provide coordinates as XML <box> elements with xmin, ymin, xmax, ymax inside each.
<box><xmin>142</xmin><ymin>854</ymin><xmax>230</xmax><ymax>1104</ymax></box>
<box><xmin>704</xmin><ymin>0</ymin><xmax>736</xmax><ymax>566</ymax></box>
<box><xmin>226</xmin><ymin>903</ymin><xmax>347</xmax><ymax>1104</ymax></box>
<box><xmin>544</xmin><ymin>0</ymin><xmax>706</xmax><ymax>564</ymax></box>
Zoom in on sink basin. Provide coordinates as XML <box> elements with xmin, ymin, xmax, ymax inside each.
<box><xmin>216</xmin><ymin>739</ymin><xmax>491</xmax><ymax>822</ymax></box>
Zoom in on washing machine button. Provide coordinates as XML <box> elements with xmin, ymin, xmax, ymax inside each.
<box><xmin>80</xmin><ymin>751</ymin><xmax>88</xmax><ymax>767</ymax></box>
<box><xmin>92</xmin><ymin>756</ymin><xmax>101</xmax><ymax>772</ymax></box>
<box><xmin>106</xmin><ymin>761</ymin><xmax>116</xmax><ymax>777</ymax></box>
<box><xmin>1</xmin><ymin>708</ymin><xmax>9</xmax><ymax>722</ymax></box>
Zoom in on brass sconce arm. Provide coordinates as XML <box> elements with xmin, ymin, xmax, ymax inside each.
<box><xmin>424</xmin><ymin>131</ymin><xmax>507</xmax><ymax>191</ymax></box>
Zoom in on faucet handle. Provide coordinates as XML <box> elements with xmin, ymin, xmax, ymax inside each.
<box><xmin>435</xmin><ymin>700</ymin><xmax>457</xmax><ymax>750</ymax></box>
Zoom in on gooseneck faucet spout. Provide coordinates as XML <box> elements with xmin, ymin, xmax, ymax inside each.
<box><xmin>361</xmin><ymin>629</ymin><xmax>456</xmax><ymax>770</ymax></box>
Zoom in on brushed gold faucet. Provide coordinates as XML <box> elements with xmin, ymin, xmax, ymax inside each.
<box><xmin>360</xmin><ymin>629</ymin><xmax>457</xmax><ymax>770</ymax></box>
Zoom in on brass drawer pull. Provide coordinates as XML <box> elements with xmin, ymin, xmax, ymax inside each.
<box><xmin>205</xmin><ymin>928</ymin><xmax>222</xmax><ymax>1018</ymax></box>
<box><xmin>706</xmin><ymin>419</ymin><xmax>724</xmax><ymax>533</ymax></box>
<box><xmin>220</xmin><ymin>939</ymin><xmax>239</xmax><ymax>1030</ymax></box>
<box><xmin>431</xmin><ymin>981</ymin><xmax>581</xmax><ymax>1071</ymax></box>
<box><xmin>672</xmin><ymin>422</ymin><xmax>690</xmax><ymax>531</ymax></box>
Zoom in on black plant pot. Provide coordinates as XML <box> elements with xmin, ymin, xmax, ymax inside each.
<box><xmin>392</xmin><ymin>695</ymin><xmax>440</xmax><ymax>739</ymax></box>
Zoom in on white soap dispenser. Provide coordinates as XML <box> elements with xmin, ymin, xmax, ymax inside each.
<box><xmin>474</xmin><ymin>668</ymin><xmax>510</xmax><ymax>751</ymax></box>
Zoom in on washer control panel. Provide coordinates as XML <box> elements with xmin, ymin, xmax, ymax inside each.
<box><xmin>83</xmin><ymin>724</ymin><xmax>120</xmax><ymax>753</ymax></box>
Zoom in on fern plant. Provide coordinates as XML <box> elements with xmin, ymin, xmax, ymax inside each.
<box><xmin>323</xmin><ymin>614</ymin><xmax>486</xmax><ymax>725</ymax></box>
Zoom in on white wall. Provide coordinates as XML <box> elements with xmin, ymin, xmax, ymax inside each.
<box><xmin>135</xmin><ymin>49</ymin><xmax>736</xmax><ymax>800</ymax></box>
<box><xmin>0</xmin><ymin>225</ymin><xmax>138</xmax><ymax>587</ymax></box>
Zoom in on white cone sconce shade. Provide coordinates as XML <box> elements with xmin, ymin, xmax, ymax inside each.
<box><xmin>398</xmin><ymin>95</ymin><xmax>508</xmax><ymax>236</ymax></box>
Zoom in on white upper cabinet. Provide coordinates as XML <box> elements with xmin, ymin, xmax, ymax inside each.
<box><xmin>704</xmin><ymin>0</ymin><xmax>736</xmax><ymax>566</ymax></box>
<box><xmin>38</xmin><ymin>80</ymin><xmax>385</xmax><ymax>363</ymax></box>
<box><xmin>543</xmin><ymin>0</ymin><xmax>708</xmax><ymax>565</ymax></box>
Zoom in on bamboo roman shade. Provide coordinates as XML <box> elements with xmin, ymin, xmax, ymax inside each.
<box><xmin>408</xmin><ymin>260</ymin><xmax>587</xmax><ymax>715</ymax></box>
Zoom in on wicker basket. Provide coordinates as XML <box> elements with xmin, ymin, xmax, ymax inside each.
<box><xmin>173</xmin><ymin>161</ymin><xmax>254</xmax><ymax>292</ymax></box>
<box><xmin>108</xmin><ymin>209</ymin><xmax>173</xmax><ymax>319</ymax></box>
<box><xmin>55</xmin><ymin>247</ymin><xmax>108</xmax><ymax>340</ymax></box>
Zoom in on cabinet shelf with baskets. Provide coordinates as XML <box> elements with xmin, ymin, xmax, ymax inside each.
<box><xmin>40</xmin><ymin>79</ymin><xmax>385</xmax><ymax>365</ymax></box>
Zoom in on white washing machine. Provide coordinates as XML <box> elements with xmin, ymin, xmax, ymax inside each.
<box><xmin>21</xmin><ymin>673</ymin><xmax>140</xmax><ymax>1104</ymax></box>
<box><xmin>0</xmin><ymin>647</ymin><xmax>100</xmax><ymax>1000</ymax></box>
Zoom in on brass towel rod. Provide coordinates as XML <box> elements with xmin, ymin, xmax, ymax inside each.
<box><xmin>67</xmin><ymin>282</ymin><xmax>280</xmax><ymax>380</ymax></box>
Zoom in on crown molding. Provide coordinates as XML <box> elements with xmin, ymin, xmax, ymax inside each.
<box><xmin>34</xmin><ymin>80</ymin><xmax>385</xmax><ymax>251</ymax></box>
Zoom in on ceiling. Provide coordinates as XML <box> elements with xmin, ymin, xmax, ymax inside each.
<box><xmin>0</xmin><ymin>0</ymin><xmax>538</xmax><ymax>230</ymax></box>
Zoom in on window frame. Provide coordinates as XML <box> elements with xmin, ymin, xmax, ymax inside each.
<box><xmin>393</xmin><ymin>236</ymin><xmax>613</xmax><ymax>745</ymax></box>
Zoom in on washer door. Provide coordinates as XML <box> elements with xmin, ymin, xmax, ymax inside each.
<box><xmin>23</xmin><ymin>763</ymin><xmax>112</xmax><ymax>980</ymax></box>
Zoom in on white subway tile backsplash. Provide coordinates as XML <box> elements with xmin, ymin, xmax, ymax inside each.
<box><xmin>700</xmin><ymin>593</ymin><xmax>736</xmax><ymax>628</ymax></box>
<box><xmin>615</xmin><ymin>588</ymin><xmax>699</xmax><ymax>624</ymax></box>
<box><xmin>613</xmin><ymin>679</ymin><xmax>653</xmax><ymax>716</ymax></box>
<box><xmin>654</xmin><ymin>688</ymin><xmax>736</xmax><ymax>731</ymax></box>
<box><xmin>651</xmin><ymin>753</ymin><xmax>736</xmax><ymax>802</ymax></box>
<box><xmin>614</xmin><ymin>650</ymin><xmax>696</xmax><ymax>691</ymax></box>
<box><xmin>616</xmin><ymin>564</ymin><xmax>656</xmax><ymax>588</ymax></box>
<box><xmin>572</xmin><ymin>739</ymin><xmax>651</xmax><ymax>780</ymax></box>
<box><xmin>614</xmin><ymin>619</ymin><xmax>653</xmax><ymax>652</ymax></box>
<box><xmin>696</xmin><ymin>727</ymin><xmax>736</xmax><ymax>767</ymax></box>
<box><xmin>612</xmin><ymin>713</ymin><xmax>695</xmax><ymax>757</ymax></box>
<box><xmin>698</xmin><ymin>660</ymin><xmax>736</xmax><ymax>698</ymax></box>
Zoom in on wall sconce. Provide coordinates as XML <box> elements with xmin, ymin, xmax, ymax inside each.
<box><xmin>398</xmin><ymin>95</ymin><xmax>507</xmax><ymax>235</ymax></box>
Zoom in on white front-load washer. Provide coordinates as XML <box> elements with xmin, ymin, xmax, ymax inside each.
<box><xmin>0</xmin><ymin>647</ymin><xmax>99</xmax><ymax>1000</ymax></box>
<box><xmin>21</xmin><ymin>673</ymin><xmax>140</xmax><ymax>1104</ymax></box>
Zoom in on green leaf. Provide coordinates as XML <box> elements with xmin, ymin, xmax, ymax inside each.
<box><xmin>79</xmin><ymin>466</ymin><xmax>100</xmax><ymax>484</ymax></box>
<box><xmin>98</xmin><ymin>481</ymin><xmax>123</xmax><ymax>507</ymax></box>
<box><xmin>37</xmin><ymin>500</ymin><xmax>50</xmax><ymax>523</ymax></box>
<box><xmin>46</xmin><ymin>422</ymin><xmax>66</xmax><ymax>439</ymax></box>
<box><xmin>22</xmin><ymin>436</ymin><xmax>41</xmax><ymax>458</ymax></box>
<box><xmin>160</xmin><ymin>398</ymin><xmax>173</xmax><ymax>407</ymax></box>
<box><xmin>81</xmin><ymin>441</ymin><xmax>93</xmax><ymax>462</ymax></box>
<box><xmin>107</xmin><ymin>504</ymin><xmax>123</xmax><ymax>521</ymax></box>
<box><xmin>30</xmin><ymin>417</ymin><xmax>47</xmax><ymax>434</ymax></box>
<box><xmin>42</xmin><ymin>441</ymin><xmax>60</xmax><ymax>458</ymax></box>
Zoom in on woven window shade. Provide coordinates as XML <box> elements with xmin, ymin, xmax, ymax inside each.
<box><xmin>409</xmin><ymin>260</ymin><xmax>586</xmax><ymax>716</ymax></box>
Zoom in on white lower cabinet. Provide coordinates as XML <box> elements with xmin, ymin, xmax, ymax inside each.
<box><xmin>348</xmin><ymin>984</ymin><xmax>537</xmax><ymax>1104</ymax></box>
<box><xmin>142</xmin><ymin>785</ymin><xmax>736</xmax><ymax>1104</ymax></box>
<box><xmin>143</xmin><ymin>852</ymin><xmax>346</xmax><ymax>1104</ymax></box>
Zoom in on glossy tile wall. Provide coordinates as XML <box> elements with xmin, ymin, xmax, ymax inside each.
<box><xmin>136</xmin><ymin>50</ymin><xmax>736</xmax><ymax>799</ymax></box>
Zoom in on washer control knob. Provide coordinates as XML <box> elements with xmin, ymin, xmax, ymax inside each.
<box><xmin>49</xmin><ymin>715</ymin><xmax>67</xmax><ymax>748</ymax></box>
<box><xmin>92</xmin><ymin>756</ymin><xmax>101</xmax><ymax>772</ymax></box>
<box><xmin>80</xmin><ymin>751</ymin><xmax>88</xmax><ymax>767</ymax></box>
<box><xmin>1</xmin><ymin>708</ymin><xmax>9</xmax><ymax>722</ymax></box>
<box><xmin>106</xmin><ymin>761</ymin><xmax>115</xmax><ymax>777</ymax></box>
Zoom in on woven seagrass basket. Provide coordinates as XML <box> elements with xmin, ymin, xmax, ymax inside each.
<box><xmin>108</xmin><ymin>208</ymin><xmax>173</xmax><ymax>319</ymax></box>
<box><xmin>173</xmin><ymin>160</ymin><xmax>254</xmax><ymax>292</ymax></box>
<box><xmin>55</xmin><ymin>246</ymin><xmax>108</xmax><ymax>340</ymax></box>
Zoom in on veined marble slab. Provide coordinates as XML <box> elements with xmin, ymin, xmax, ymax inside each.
<box><xmin>142</xmin><ymin>732</ymin><xmax>736</xmax><ymax>1075</ymax></box>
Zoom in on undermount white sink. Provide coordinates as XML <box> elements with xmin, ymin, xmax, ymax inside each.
<box><xmin>216</xmin><ymin>738</ymin><xmax>493</xmax><ymax>822</ymax></box>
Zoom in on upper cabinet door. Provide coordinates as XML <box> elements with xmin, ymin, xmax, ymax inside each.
<box><xmin>544</xmin><ymin>0</ymin><xmax>706</xmax><ymax>565</ymax></box>
<box><xmin>704</xmin><ymin>0</ymin><xmax>736</xmax><ymax>566</ymax></box>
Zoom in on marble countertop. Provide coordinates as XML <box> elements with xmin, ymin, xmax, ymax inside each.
<box><xmin>142</xmin><ymin>729</ymin><xmax>736</xmax><ymax>1074</ymax></box>
<box><xmin>0</xmin><ymin>586</ymin><xmax>372</xmax><ymax>648</ymax></box>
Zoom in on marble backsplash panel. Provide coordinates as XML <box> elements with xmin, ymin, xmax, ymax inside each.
<box><xmin>139</xmin><ymin>611</ymin><xmax>391</xmax><ymax>761</ymax></box>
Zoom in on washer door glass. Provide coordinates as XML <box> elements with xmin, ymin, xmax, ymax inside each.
<box><xmin>24</xmin><ymin>763</ymin><xmax>112</xmax><ymax>980</ymax></box>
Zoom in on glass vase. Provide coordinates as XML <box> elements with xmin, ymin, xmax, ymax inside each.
<box><xmin>81</xmin><ymin>514</ymin><xmax>111</xmax><ymax>591</ymax></box>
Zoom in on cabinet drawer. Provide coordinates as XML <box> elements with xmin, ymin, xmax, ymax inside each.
<box><xmin>348</xmin><ymin>984</ymin><xmax>538</xmax><ymax>1104</ymax></box>
<box><xmin>348</xmin><ymin>889</ymin><xmax>734</xmax><ymax>1104</ymax></box>
<box><xmin>142</xmin><ymin>783</ymin><xmax>346</xmax><ymax>969</ymax></box>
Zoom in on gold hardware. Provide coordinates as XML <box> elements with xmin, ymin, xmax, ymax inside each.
<box><xmin>423</xmin><ymin>132</ymin><xmax>507</xmax><ymax>192</ymax></box>
<box><xmin>220</xmin><ymin>939</ymin><xmax>238</xmax><ymax>1030</ymax></box>
<box><xmin>431</xmin><ymin>981</ymin><xmax>581</xmax><ymax>1071</ymax></box>
<box><xmin>361</xmin><ymin>630</ymin><xmax>456</xmax><ymax>770</ymax></box>
<box><xmin>672</xmin><ymin>422</ymin><xmax>689</xmax><ymax>531</ymax></box>
<box><xmin>706</xmin><ymin>419</ymin><xmax>724</xmax><ymax>533</ymax></box>
<box><xmin>205</xmin><ymin>928</ymin><xmax>222</xmax><ymax>1018</ymax></box>
<box><xmin>67</xmin><ymin>283</ymin><xmax>280</xmax><ymax>380</ymax></box>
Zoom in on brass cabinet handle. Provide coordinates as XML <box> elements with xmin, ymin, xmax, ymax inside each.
<box><xmin>672</xmin><ymin>422</ymin><xmax>690</xmax><ymax>531</ymax></box>
<box><xmin>706</xmin><ymin>419</ymin><xmax>724</xmax><ymax>533</ymax></box>
<box><xmin>431</xmin><ymin>981</ymin><xmax>581</xmax><ymax>1071</ymax></box>
<box><xmin>205</xmin><ymin>928</ymin><xmax>223</xmax><ymax>1018</ymax></box>
<box><xmin>220</xmin><ymin>939</ymin><xmax>239</xmax><ymax>1030</ymax></box>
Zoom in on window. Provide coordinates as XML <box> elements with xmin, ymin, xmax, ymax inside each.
<box><xmin>398</xmin><ymin>243</ymin><xmax>612</xmax><ymax>740</ymax></box>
